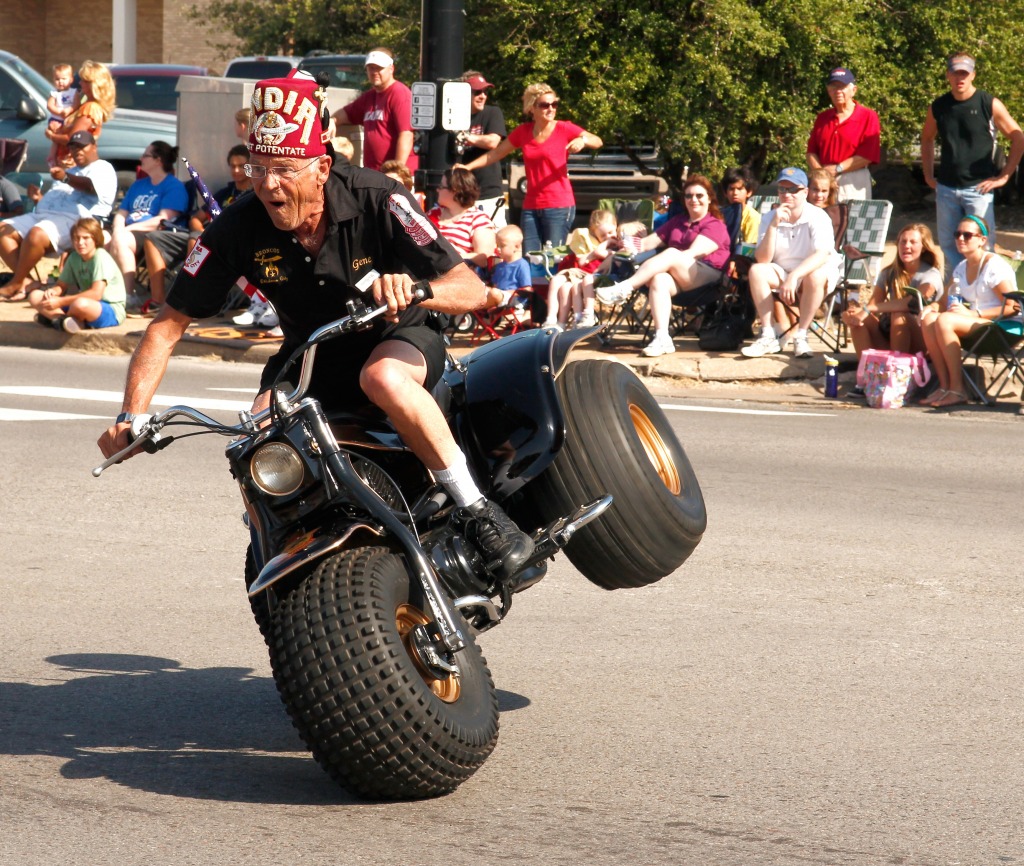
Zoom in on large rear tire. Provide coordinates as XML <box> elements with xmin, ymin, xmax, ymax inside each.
<box><xmin>525</xmin><ymin>359</ymin><xmax>706</xmax><ymax>589</ymax></box>
<box><xmin>267</xmin><ymin>546</ymin><xmax>499</xmax><ymax>800</ymax></box>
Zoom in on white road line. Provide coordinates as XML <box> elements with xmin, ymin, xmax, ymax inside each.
<box><xmin>659</xmin><ymin>403</ymin><xmax>834</xmax><ymax>418</ymax></box>
<box><xmin>0</xmin><ymin>408</ymin><xmax>107</xmax><ymax>421</ymax></box>
<box><xmin>0</xmin><ymin>386</ymin><xmax>250</xmax><ymax>412</ymax></box>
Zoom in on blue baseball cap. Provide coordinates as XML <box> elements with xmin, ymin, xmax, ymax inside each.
<box><xmin>775</xmin><ymin>167</ymin><xmax>808</xmax><ymax>188</ymax></box>
<box><xmin>828</xmin><ymin>67</ymin><xmax>855</xmax><ymax>86</ymax></box>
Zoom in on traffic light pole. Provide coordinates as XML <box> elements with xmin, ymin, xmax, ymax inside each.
<box><xmin>418</xmin><ymin>0</ymin><xmax>464</xmax><ymax>205</ymax></box>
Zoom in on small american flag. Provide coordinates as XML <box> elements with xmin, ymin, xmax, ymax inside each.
<box><xmin>181</xmin><ymin>157</ymin><xmax>265</xmax><ymax>302</ymax></box>
<box><xmin>181</xmin><ymin>156</ymin><xmax>222</xmax><ymax>219</ymax></box>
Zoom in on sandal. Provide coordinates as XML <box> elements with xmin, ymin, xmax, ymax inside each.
<box><xmin>0</xmin><ymin>290</ymin><xmax>26</xmax><ymax>302</ymax></box>
<box><xmin>918</xmin><ymin>389</ymin><xmax>947</xmax><ymax>406</ymax></box>
<box><xmin>932</xmin><ymin>389</ymin><xmax>968</xmax><ymax>408</ymax></box>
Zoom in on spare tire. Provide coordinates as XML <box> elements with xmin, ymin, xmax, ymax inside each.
<box><xmin>524</xmin><ymin>359</ymin><xmax>706</xmax><ymax>589</ymax></box>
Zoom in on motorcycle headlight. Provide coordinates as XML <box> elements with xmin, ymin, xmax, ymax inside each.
<box><xmin>250</xmin><ymin>442</ymin><xmax>305</xmax><ymax>496</ymax></box>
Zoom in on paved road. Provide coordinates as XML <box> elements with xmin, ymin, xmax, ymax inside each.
<box><xmin>1</xmin><ymin>347</ymin><xmax>1022</xmax><ymax>865</ymax></box>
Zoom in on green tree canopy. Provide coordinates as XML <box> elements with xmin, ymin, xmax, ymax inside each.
<box><xmin>192</xmin><ymin>0</ymin><xmax>1024</xmax><ymax>190</ymax></box>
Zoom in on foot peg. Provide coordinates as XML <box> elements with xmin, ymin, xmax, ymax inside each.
<box><xmin>530</xmin><ymin>495</ymin><xmax>613</xmax><ymax>561</ymax></box>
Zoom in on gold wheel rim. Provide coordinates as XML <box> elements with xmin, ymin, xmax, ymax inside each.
<box><xmin>396</xmin><ymin>603</ymin><xmax>461</xmax><ymax>703</ymax></box>
<box><xmin>628</xmin><ymin>403</ymin><xmax>681</xmax><ymax>495</ymax></box>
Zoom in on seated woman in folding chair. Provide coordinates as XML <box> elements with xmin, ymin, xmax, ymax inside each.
<box><xmin>594</xmin><ymin>174</ymin><xmax>731</xmax><ymax>357</ymax></box>
<box><xmin>842</xmin><ymin>223</ymin><xmax>944</xmax><ymax>394</ymax></box>
<box><xmin>919</xmin><ymin>216</ymin><xmax>1020</xmax><ymax>407</ymax></box>
<box><xmin>427</xmin><ymin>168</ymin><xmax>496</xmax><ymax>272</ymax></box>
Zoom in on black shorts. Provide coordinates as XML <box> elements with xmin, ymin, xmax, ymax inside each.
<box><xmin>144</xmin><ymin>228</ymin><xmax>195</xmax><ymax>266</ymax></box>
<box><xmin>307</xmin><ymin>315</ymin><xmax>447</xmax><ymax>413</ymax></box>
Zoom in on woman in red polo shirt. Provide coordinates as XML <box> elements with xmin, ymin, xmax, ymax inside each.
<box><xmin>459</xmin><ymin>83</ymin><xmax>602</xmax><ymax>255</ymax></box>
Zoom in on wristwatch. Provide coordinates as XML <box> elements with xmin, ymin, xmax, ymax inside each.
<box><xmin>835</xmin><ymin>163</ymin><xmax>844</xmax><ymax>175</ymax></box>
<box><xmin>115</xmin><ymin>412</ymin><xmax>136</xmax><ymax>426</ymax></box>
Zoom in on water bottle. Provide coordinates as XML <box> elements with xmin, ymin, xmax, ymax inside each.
<box><xmin>824</xmin><ymin>355</ymin><xmax>838</xmax><ymax>399</ymax></box>
<box><xmin>947</xmin><ymin>275</ymin><xmax>963</xmax><ymax>310</ymax></box>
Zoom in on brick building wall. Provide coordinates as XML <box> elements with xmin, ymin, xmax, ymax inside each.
<box><xmin>0</xmin><ymin>0</ymin><xmax>238</xmax><ymax>75</ymax></box>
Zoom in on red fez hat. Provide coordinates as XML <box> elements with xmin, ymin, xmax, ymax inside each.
<box><xmin>249</xmin><ymin>69</ymin><xmax>328</xmax><ymax>158</ymax></box>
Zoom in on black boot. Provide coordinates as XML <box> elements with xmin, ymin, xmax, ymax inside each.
<box><xmin>457</xmin><ymin>498</ymin><xmax>535</xmax><ymax>580</ymax></box>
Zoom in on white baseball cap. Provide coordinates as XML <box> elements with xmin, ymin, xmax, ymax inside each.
<box><xmin>365</xmin><ymin>50</ymin><xmax>394</xmax><ymax>69</ymax></box>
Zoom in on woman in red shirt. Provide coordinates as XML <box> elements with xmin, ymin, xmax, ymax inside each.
<box><xmin>460</xmin><ymin>83</ymin><xmax>602</xmax><ymax>255</ymax></box>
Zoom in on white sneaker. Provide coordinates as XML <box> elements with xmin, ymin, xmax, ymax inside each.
<box><xmin>233</xmin><ymin>297</ymin><xmax>270</xmax><ymax>327</ymax></box>
<box><xmin>641</xmin><ymin>333</ymin><xmax>676</xmax><ymax>357</ymax></box>
<box><xmin>540</xmin><ymin>320</ymin><xmax>563</xmax><ymax>332</ymax></box>
<box><xmin>595</xmin><ymin>282</ymin><xmax>632</xmax><ymax>306</ymax></box>
<box><xmin>741</xmin><ymin>332</ymin><xmax>781</xmax><ymax>357</ymax></box>
<box><xmin>254</xmin><ymin>303</ymin><xmax>279</xmax><ymax>328</ymax></box>
<box><xmin>575</xmin><ymin>310</ymin><xmax>597</xmax><ymax>327</ymax></box>
<box><xmin>793</xmin><ymin>335</ymin><xmax>813</xmax><ymax>358</ymax></box>
<box><xmin>61</xmin><ymin>316</ymin><xmax>81</xmax><ymax>334</ymax></box>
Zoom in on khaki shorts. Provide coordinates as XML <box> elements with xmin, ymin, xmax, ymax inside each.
<box><xmin>3</xmin><ymin>211</ymin><xmax>78</xmax><ymax>253</ymax></box>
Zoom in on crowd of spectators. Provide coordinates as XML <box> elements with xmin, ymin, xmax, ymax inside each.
<box><xmin>2</xmin><ymin>51</ymin><xmax>1023</xmax><ymax>408</ymax></box>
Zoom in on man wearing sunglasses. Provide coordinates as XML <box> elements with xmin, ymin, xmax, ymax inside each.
<box><xmin>741</xmin><ymin>166</ymin><xmax>839</xmax><ymax>359</ymax></box>
<box><xmin>0</xmin><ymin>130</ymin><xmax>116</xmax><ymax>302</ymax></box>
<box><xmin>99</xmin><ymin>70</ymin><xmax>535</xmax><ymax>580</ymax></box>
<box><xmin>452</xmin><ymin>71</ymin><xmax>508</xmax><ymax>227</ymax></box>
<box><xmin>922</xmin><ymin>52</ymin><xmax>1024</xmax><ymax>276</ymax></box>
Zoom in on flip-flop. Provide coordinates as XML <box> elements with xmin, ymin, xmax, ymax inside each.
<box><xmin>0</xmin><ymin>291</ymin><xmax>27</xmax><ymax>303</ymax></box>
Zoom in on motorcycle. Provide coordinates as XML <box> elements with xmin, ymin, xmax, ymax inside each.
<box><xmin>94</xmin><ymin>291</ymin><xmax>707</xmax><ymax>800</ymax></box>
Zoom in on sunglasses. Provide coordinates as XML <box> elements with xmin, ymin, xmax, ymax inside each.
<box><xmin>536</xmin><ymin>100</ymin><xmax>560</xmax><ymax>110</ymax></box>
<box><xmin>954</xmin><ymin>230</ymin><xmax>982</xmax><ymax>240</ymax></box>
<box><xmin>778</xmin><ymin>186</ymin><xmax>806</xmax><ymax>196</ymax></box>
<box><xmin>472</xmin><ymin>89</ymin><xmax>488</xmax><ymax>96</ymax></box>
<box><xmin>683</xmin><ymin>192</ymin><xmax>707</xmax><ymax>200</ymax></box>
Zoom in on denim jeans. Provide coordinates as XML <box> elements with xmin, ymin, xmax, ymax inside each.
<box><xmin>936</xmin><ymin>182</ymin><xmax>995</xmax><ymax>277</ymax></box>
<box><xmin>521</xmin><ymin>206</ymin><xmax>576</xmax><ymax>254</ymax></box>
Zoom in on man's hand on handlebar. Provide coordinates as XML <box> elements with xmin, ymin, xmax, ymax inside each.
<box><xmin>97</xmin><ymin>421</ymin><xmax>137</xmax><ymax>462</ymax></box>
<box><xmin>371</xmin><ymin>274</ymin><xmax>432</xmax><ymax>322</ymax></box>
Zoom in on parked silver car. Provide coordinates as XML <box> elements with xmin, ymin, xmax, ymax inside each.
<box><xmin>0</xmin><ymin>51</ymin><xmax>177</xmax><ymax>190</ymax></box>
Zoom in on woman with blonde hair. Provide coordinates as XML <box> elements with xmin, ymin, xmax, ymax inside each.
<box><xmin>459</xmin><ymin>82</ymin><xmax>602</xmax><ymax>254</ymax></box>
<box><xmin>45</xmin><ymin>61</ymin><xmax>116</xmax><ymax>166</ymax></box>
<box><xmin>843</xmin><ymin>223</ymin><xmax>944</xmax><ymax>379</ymax></box>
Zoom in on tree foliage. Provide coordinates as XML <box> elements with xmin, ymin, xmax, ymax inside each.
<box><xmin>192</xmin><ymin>0</ymin><xmax>1024</xmax><ymax>189</ymax></box>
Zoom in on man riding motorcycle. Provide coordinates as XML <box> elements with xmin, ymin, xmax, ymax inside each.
<box><xmin>97</xmin><ymin>69</ymin><xmax>533</xmax><ymax>578</ymax></box>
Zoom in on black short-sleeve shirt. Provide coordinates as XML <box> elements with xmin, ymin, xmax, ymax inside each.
<box><xmin>168</xmin><ymin>163</ymin><xmax>462</xmax><ymax>405</ymax></box>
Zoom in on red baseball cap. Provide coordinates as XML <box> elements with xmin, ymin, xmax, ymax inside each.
<box><xmin>464</xmin><ymin>74</ymin><xmax>494</xmax><ymax>90</ymax></box>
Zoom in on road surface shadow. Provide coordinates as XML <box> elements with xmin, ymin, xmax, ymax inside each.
<box><xmin>0</xmin><ymin>653</ymin><xmax>526</xmax><ymax>805</ymax></box>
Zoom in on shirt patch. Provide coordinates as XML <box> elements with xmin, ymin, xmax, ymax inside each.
<box><xmin>388</xmin><ymin>193</ymin><xmax>437</xmax><ymax>246</ymax></box>
<box><xmin>182</xmin><ymin>241</ymin><xmax>210</xmax><ymax>276</ymax></box>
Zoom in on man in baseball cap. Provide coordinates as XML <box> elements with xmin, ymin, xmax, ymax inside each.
<box><xmin>329</xmin><ymin>47</ymin><xmax>417</xmax><ymax>172</ymax></box>
<box><xmin>740</xmin><ymin>166</ymin><xmax>839</xmax><ymax>359</ymax></box>
<box><xmin>452</xmin><ymin>70</ymin><xmax>508</xmax><ymax>225</ymax></box>
<box><xmin>922</xmin><ymin>52</ymin><xmax>1024</xmax><ymax>274</ymax></box>
<box><xmin>0</xmin><ymin>126</ymin><xmax>116</xmax><ymax>301</ymax></box>
<box><xmin>806</xmin><ymin>66</ymin><xmax>880</xmax><ymax>201</ymax></box>
<box><xmin>100</xmin><ymin>67</ymin><xmax>536</xmax><ymax>579</ymax></box>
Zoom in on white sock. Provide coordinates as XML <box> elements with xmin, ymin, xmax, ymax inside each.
<box><xmin>433</xmin><ymin>452</ymin><xmax>483</xmax><ymax>508</ymax></box>
<box><xmin>795</xmin><ymin>328</ymin><xmax>808</xmax><ymax>340</ymax></box>
<box><xmin>656</xmin><ymin>329</ymin><xmax>671</xmax><ymax>340</ymax></box>
<box><xmin>772</xmin><ymin>321</ymin><xmax>786</xmax><ymax>338</ymax></box>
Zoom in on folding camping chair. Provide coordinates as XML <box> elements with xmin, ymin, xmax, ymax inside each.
<box><xmin>959</xmin><ymin>262</ymin><xmax>1024</xmax><ymax>404</ymax></box>
<box><xmin>817</xmin><ymin>199</ymin><xmax>893</xmax><ymax>351</ymax></box>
